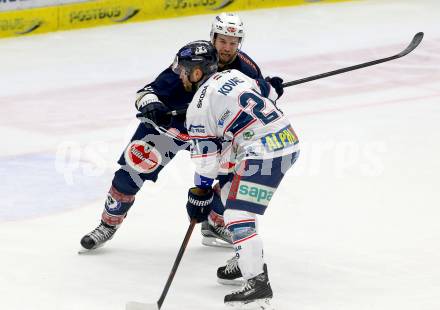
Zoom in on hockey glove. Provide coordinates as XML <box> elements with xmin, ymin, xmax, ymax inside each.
<box><xmin>186</xmin><ymin>187</ymin><xmax>213</xmax><ymax>223</ymax></box>
<box><xmin>137</xmin><ymin>101</ymin><xmax>172</xmax><ymax>128</ymax></box>
<box><xmin>265</xmin><ymin>76</ymin><xmax>284</xmax><ymax>99</ymax></box>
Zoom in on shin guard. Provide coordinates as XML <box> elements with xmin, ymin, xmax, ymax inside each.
<box><xmin>101</xmin><ymin>186</ymin><xmax>135</xmax><ymax>227</ymax></box>
<box><xmin>224</xmin><ymin>209</ymin><xmax>264</xmax><ymax>280</ymax></box>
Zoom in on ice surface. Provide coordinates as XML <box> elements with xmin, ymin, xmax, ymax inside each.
<box><xmin>1</xmin><ymin>0</ymin><xmax>439</xmax><ymax>309</ymax></box>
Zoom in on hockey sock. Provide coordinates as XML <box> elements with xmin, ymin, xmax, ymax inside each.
<box><xmin>224</xmin><ymin>209</ymin><xmax>264</xmax><ymax>279</ymax></box>
<box><xmin>101</xmin><ymin>185</ymin><xmax>135</xmax><ymax>227</ymax></box>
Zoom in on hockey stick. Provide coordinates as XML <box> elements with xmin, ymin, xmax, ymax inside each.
<box><xmin>126</xmin><ymin>219</ymin><xmax>197</xmax><ymax>310</ymax></box>
<box><xmin>165</xmin><ymin>32</ymin><xmax>423</xmax><ymax>117</ymax></box>
<box><xmin>282</xmin><ymin>31</ymin><xmax>424</xmax><ymax>87</ymax></box>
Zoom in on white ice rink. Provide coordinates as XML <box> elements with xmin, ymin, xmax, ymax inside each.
<box><xmin>1</xmin><ymin>0</ymin><xmax>439</xmax><ymax>309</ymax></box>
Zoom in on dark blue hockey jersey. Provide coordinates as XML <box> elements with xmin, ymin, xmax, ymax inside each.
<box><xmin>137</xmin><ymin>50</ymin><xmax>263</xmax><ymax>131</ymax></box>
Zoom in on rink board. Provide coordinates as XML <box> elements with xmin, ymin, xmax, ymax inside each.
<box><xmin>0</xmin><ymin>0</ymin><xmax>352</xmax><ymax>38</ymax></box>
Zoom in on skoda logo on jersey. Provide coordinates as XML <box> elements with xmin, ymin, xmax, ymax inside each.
<box><xmin>197</xmin><ymin>85</ymin><xmax>208</xmax><ymax>108</ymax></box>
<box><xmin>124</xmin><ymin>140</ymin><xmax>162</xmax><ymax>174</ymax></box>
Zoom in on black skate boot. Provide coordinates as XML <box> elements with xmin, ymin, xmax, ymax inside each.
<box><xmin>224</xmin><ymin>265</ymin><xmax>273</xmax><ymax>310</ymax></box>
<box><xmin>80</xmin><ymin>221</ymin><xmax>118</xmax><ymax>251</ymax></box>
<box><xmin>201</xmin><ymin>220</ymin><xmax>233</xmax><ymax>248</ymax></box>
<box><xmin>218</xmin><ymin>257</ymin><xmax>269</xmax><ymax>286</ymax></box>
<box><xmin>217</xmin><ymin>256</ymin><xmax>243</xmax><ymax>285</ymax></box>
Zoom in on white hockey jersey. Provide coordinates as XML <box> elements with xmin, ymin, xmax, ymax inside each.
<box><xmin>186</xmin><ymin>69</ymin><xmax>299</xmax><ymax>179</ymax></box>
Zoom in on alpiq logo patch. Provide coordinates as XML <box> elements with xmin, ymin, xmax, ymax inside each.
<box><xmin>261</xmin><ymin>125</ymin><xmax>298</xmax><ymax>152</ymax></box>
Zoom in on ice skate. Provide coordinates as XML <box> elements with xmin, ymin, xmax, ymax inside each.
<box><xmin>201</xmin><ymin>220</ymin><xmax>233</xmax><ymax>248</ymax></box>
<box><xmin>79</xmin><ymin>221</ymin><xmax>118</xmax><ymax>253</ymax></box>
<box><xmin>224</xmin><ymin>265</ymin><xmax>274</xmax><ymax>310</ymax></box>
<box><xmin>217</xmin><ymin>256</ymin><xmax>244</xmax><ymax>285</ymax></box>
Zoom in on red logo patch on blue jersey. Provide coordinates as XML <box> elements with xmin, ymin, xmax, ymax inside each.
<box><xmin>124</xmin><ymin>140</ymin><xmax>162</xmax><ymax>173</ymax></box>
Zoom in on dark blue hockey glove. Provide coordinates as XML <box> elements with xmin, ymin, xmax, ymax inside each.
<box><xmin>186</xmin><ymin>187</ymin><xmax>213</xmax><ymax>223</ymax></box>
<box><xmin>265</xmin><ymin>76</ymin><xmax>284</xmax><ymax>98</ymax></box>
<box><xmin>137</xmin><ymin>101</ymin><xmax>172</xmax><ymax>128</ymax></box>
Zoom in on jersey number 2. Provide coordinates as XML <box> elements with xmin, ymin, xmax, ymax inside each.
<box><xmin>227</xmin><ymin>92</ymin><xmax>281</xmax><ymax>136</ymax></box>
<box><xmin>239</xmin><ymin>92</ymin><xmax>280</xmax><ymax>125</ymax></box>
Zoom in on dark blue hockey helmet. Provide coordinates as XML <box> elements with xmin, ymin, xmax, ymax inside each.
<box><xmin>172</xmin><ymin>40</ymin><xmax>219</xmax><ymax>78</ymax></box>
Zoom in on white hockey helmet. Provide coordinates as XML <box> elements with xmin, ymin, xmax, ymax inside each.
<box><xmin>210</xmin><ymin>13</ymin><xmax>245</xmax><ymax>42</ymax></box>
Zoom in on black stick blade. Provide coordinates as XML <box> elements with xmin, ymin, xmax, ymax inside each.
<box><xmin>398</xmin><ymin>32</ymin><xmax>424</xmax><ymax>57</ymax></box>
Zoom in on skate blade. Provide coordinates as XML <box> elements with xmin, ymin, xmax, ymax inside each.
<box><xmin>225</xmin><ymin>298</ymin><xmax>274</xmax><ymax>310</ymax></box>
<box><xmin>218</xmin><ymin>278</ymin><xmax>244</xmax><ymax>286</ymax></box>
<box><xmin>77</xmin><ymin>247</ymin><xmax>92</xmax><ymax>255</ymax></box>
<box><xmin>77</xmin><ymin>243</ymin><xmax>105</xmax><ymax>254</ymax></box>
<box><xmin>126</xmin><ymin>301</ymin><xmax>158</xmax><ymax>310</ymax></box>
<box><xmin>202</xmin><ymin>236</ymin><xmax>233</xmax><ymax>248</ymax></box>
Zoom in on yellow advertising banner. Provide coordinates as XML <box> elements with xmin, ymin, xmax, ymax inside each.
<box><xmin>0</xmin><ymin>6</ymin><xmax>57</xmax><ymax>38</ymax></box>
<box><xmin>58</xmin><ymin>0</ymin><xmax>146</xmax><ymax>30</ymax></box>
<box><xmin>0</xmin><ymin>0</ymin><xmax>352</xmax><ymax>39</ymax></box>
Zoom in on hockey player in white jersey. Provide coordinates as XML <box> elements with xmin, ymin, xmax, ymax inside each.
<box><xmin>79</xmin><ymin>13</ymin><xmax>285</xmax><ymax>252</ymax></box>
<box><xmin>173</xmin><ymin>40</ymin><xmax>299</xmax><ymax>308</ymax></box>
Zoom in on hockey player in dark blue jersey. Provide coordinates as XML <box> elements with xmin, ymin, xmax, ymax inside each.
<box><xmin>79</xmin><ymin>13</ymin><xmax>284</xmax><ymax>251</ymax></box>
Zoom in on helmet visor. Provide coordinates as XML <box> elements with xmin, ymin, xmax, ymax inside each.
<box><xmin>172</xmin><ymin>55</ymin><xmax>194</xmax><ymax>77</ymax></box>
<box><xmin>171</xmin><ymin>55</ymin><xmax>181</xmax><ymax>74</ymax></box>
